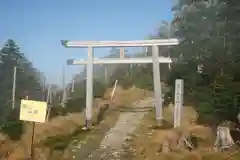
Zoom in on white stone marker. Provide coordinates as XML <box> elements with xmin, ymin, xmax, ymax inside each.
<box><xmin>174</xmin><ymin>79</ymin><xmax>184</xmax><ymax>128</ymax></box>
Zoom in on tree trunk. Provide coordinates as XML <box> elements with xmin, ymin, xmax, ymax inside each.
<box><xmin>214</xmin><ymin>126</ymin><xmax>235</xmax><ymax>151</ymax></box>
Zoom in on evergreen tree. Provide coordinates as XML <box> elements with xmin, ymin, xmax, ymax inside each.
<box><xmin>0</xmin><ymin>39</ymin><xmax>43</xmax><ymax>140</ymax></box>
<box><xmin>164</xmin><ymin>0</ymin><xmax>240</xmax><ymax>123</ymax></box>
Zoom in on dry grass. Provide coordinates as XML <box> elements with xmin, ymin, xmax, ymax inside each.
<box><xmin>1</xmin><ymin>99</ymin><xmax>108</xmax><ymax>160</ymax></box>
<box><xmin>107</xmin><ymin>86</ymin><xmax>152</xmax><ymax>106</ymax></box>
<box><xmin>0</xmin><ymin>86</ymin><xmax>149</xmax><ymax>160</ymax></box>
<box><xmin>123</xmin><ymin>105</ymin><xmax>240</xmax><ymax>160</ymax></box>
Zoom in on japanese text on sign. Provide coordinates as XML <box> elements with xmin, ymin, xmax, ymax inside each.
<box><xmin>174</xmin><ymin>79</ymin><xmax>184</xmax><ymax>128</ymax></box>
<box><xmin>19</xmin><ymin>100</ymin><xmax>47</xmax><ymax>123</ymax></box>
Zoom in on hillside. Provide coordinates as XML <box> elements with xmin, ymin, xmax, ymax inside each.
<box><xmin>0</xmin><ymin>86</ymin><xmax>151</xmax><ymax>160</ymax></box>
<box><xmin>122</xmin><ymin>106</ymin><xmax>240</xmax><ymax>160</ymax></box>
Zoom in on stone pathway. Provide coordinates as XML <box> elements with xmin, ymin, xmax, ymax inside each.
<box><xmin>84</xmin><ymin>97</ymin><xmax>154</xmax><ymax>160</ymax></box>
<box><xmin>68</xmin><ymin>107</ymin><xmax>119</xmax><ymax>160</ymax></box>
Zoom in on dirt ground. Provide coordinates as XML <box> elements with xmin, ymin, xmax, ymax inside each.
<box><xmin>122</xmin><ymin>105</ymin><xmax>240</xmax><ymax>160</ymax></box>
<box><xmin>0</xmin><ymin>86</ymin><xmax>151</xmax><ymax>160</ymax></box>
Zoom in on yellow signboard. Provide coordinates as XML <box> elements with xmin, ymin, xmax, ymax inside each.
<box><xmin>19</xmin><ymin>100</ymin><xmax>47</xmax><ymax>123</ymax></box>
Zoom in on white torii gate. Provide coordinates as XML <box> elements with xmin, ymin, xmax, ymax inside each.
<box><xmin>61</xmin><ymin>39</ymin><xmax>179</xmax><ymax>128</ymax></box>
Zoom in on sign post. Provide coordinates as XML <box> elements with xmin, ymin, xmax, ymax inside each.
<box><xmin>19</xmin><ymin>99</ymin><xmax>48</xmax><ymax>160</ymax></box>
<box><xmin>62</xmin><ymin>39</ymin><xmax>179</xmax><ymax>128</ymax></box>
<box><xmin>29</xmin><ymin>122</ymin><xmax>35</xmax><ymax>160</ymax></box>
<box><xmin>174</xmin><ymin>79</ymin><xmax>184</xmax><ymax>128</ymax></box>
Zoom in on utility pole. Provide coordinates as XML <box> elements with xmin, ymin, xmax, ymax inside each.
<box><xmin>130</xmin><ymin>64</ymin><xmax>133</xmax><ymax>77</ymax></box>
<box><xmin>66</xmin><ymin>85</ymin><xmax>71</xmax><ymax>100</ymax></box>
<box><xmin>47</xmin><ymin>84</ymin><xmax>52</xmax><ymax>104</ymax></box>
<box><xmin>42</xmin><ymin>74</ymin><xmax>46</xmax><ymax>101</ymax></box>
<box><xmin>12</xmin><ymin>66</ymin><xmax>17</xmax><ymax>109</ymax></box>
<box><xmin>46</xmin><ymin>84</ymin><xmax>52</xmax><ymax>122</ymax></box>
<box><xmin>104</xmin><ymin>67</ymin><xmax>107</xmax><ymax>84</ymax></box>
<box><xmin>61</xmin><ymin>65</ymin><xmax>66</xmax><ymax>108</ymax></box>
<box><xmin>71</xmin><ymin>79</ymin><xmax>75</xmax><ymax>92</ymax></box>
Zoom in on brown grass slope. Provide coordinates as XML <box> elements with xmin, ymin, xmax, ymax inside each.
<box><xmin>122</xmin><ymin>106</ymin><xmax>240</xmax><ymax>160</ymax></box>
<box><xmin>0</xmin><ymin>86</ymin><xmax>151</xmax><ymax>160</ymax></box>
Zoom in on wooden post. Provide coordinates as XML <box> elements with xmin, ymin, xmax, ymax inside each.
<box><xmin>28</xmin><ymin>122</ymin><xmax>35</xmax><ymax>160</ymax></box>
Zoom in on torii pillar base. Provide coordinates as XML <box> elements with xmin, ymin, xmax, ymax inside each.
<box><xmin>156</xmin><ymin>118</ymin><xmax>163</xmax><ymax>127</ymax></box>
<box><xmin>83</xmin><ymin>120</ymin><xmax>93</xmax><ymax>130</ymax></box>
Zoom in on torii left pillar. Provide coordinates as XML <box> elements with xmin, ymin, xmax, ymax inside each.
<box><xmin>85</xmin><ymin>47</ymin><xmax>93</xmax><ymax>128</ymax></box>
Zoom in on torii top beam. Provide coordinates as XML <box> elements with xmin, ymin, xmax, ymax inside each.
<box><xmin>61</xmin><ymin>39</ymin><xmax>179</xmax><ymax>48</ymax></box>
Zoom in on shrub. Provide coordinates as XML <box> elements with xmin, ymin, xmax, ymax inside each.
<box><xmin>0</xmin><ymin>107</ymin><xmax>24</xmax><ymax>141</ymax></box>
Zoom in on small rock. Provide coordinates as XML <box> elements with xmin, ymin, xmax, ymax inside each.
<box><xmin>0</xmin><ymin>134</ymin><xmax>6</xmax><ymax>141</ymax></box>
<box><xmin>131</xmin><ymin>148</ymin><xmax>136</xmax><ymax>153</ymax></box>
<box><xmin>80</xmin><ymin>140</ymin><xmax>86</xmax><ymax>144</ymax></box>
<box><xmin>76</xmin><ymin>144</ymin><xmax>81</xmax><ymax>148</ymax></box>
<box><xmin>88</xmin><ymin>154</ymin><xmax>92</xmax><ymax>158</ymax></box>
<box><xmin>139</xmin><ymin>147</ymin><xmax>146</xmax><ymax>155</ymax></box>
<box><xmin>124</xmin><ymin>136</ymin><xmax>133</xmax><ymax>141</ymax></box>
<box><xmin>123</xmin><ymin>143</ymin><xmax>132</xmax><ymax>150</ymax></box>
<box><xmin>100</xmin><ymin>145</ymin><xmax>107</xmax><ymax>149</ymax></box>
<box><xmin>134</xmin><ymin>133</ymin><xmax>140</xmax><ymax>137</ymax></box>
<box><xmin>111</xmin><ymin>151</ymin><xmax>120</xmax><ymax>158</ymax></box>
<box><xmin>71</xmin><ymin>149</ymin><xmax>76</xmax><ymax>152</ymax></box>
<box><xmin>148</xmin><ymin>132</ymin><xmax>152</xmax><ymax>135</ymax></box>
<box><xmin>101</xmin><ymin>152</ymin><xmax>107</xmax><ymax>158</ymax></box>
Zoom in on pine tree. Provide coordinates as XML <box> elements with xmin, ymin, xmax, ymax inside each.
<box><xmin>0</xmin><ymin>39</ymin><xmax>43</xmax><ymax>140</ymax></box>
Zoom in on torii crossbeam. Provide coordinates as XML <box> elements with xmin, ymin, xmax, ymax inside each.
<box><xmin>61</xmin><ymin>39</ymin><xmax>179</xmax><ymax>128</ymax></box>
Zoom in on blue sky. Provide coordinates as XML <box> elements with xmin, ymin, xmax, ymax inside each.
<box><xmin>0</xmin><ymin>0</ymin><xmax>173</xmax><ymax>85</ymax></box>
